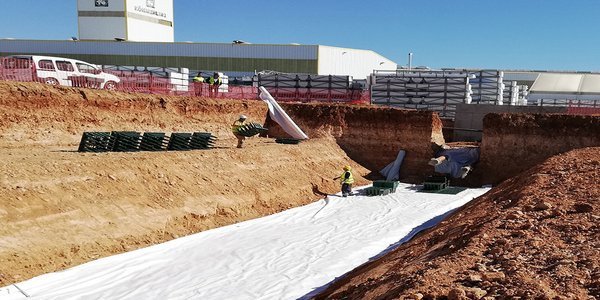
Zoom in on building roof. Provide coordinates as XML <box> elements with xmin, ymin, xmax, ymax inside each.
<box><xmin>531</xmin><ymin>73</ymin><xmax>600</xmax><ymax>95</ymax></box>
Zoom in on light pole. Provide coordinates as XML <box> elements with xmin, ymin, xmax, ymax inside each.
<box><xmin>408</xmin><ymin>52</ymin><xmax>413</xmax><ymax>70</ymax></box>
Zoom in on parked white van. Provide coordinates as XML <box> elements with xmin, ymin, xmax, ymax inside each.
<box><xmin>6</xmin><ymin>55</ymin><xmax>120</xmax><ymax>89</ymax></box>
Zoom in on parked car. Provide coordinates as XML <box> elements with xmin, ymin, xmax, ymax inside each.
<box><xmin>2</xmin><ymin>55</ymin><xmax>120</xmax><ymax>89</ymax></box>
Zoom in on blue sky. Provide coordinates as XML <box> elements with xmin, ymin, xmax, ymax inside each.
<box><xmin>1</xmin><ymin>0</ymin><xmax>599</xmax><ymax>71</ymax></box>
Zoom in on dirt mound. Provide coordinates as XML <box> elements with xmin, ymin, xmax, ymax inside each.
<box><xmin>0</xmin><ymin>81</ymin><xmax>380</xmax><ymax>285</ymax></box>
<box><xmin>316</xmin><ymin>147</ymin><xmax>600</xmax><ymax>299</ymax></box>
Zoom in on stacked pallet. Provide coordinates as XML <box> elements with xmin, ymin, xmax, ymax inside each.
<box><xmin>78</xmin><ymin>131</ymin><xmax>216</xmax><ymax>152</ymax></box>
<box><xmin>237</xmin><ymin>122</ymin><xmax>269</xmax><ymax>137</ymax></box>
<box><xmin>370</xmin><ymin>70</ymin><xmax>473</xmax><ymax>118</ymax></box>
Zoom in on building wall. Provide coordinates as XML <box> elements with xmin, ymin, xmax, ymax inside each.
<box><xmin>77</xmin><ymin>0</ymin><xmax>173</xmax><ymax>42</ymax></box>
<box><xmin>0</xmin><ymin>40</ymin><xmax>396</xmax><ymax>78</ymax></box>
<box><xmin>125</xmin><ymin>0</ymin><xmax>174</xmax><ymax>42</ymax></box>
<box><xmin>318</xmin><ymin>46</ymin><xmax>397</xmax><ymax>79</ymax></box>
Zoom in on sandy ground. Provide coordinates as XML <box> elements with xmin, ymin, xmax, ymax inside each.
<box><xmin>3</xmin><ymin>80</ymin><xmax>599</xmax><ymax>299</ymax></box>
<box><xmin>0</xmin><ymin>81</ymin><xmax>370</xmax><ymax>285</ymax></box>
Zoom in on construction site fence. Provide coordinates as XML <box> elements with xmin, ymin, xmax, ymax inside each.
<box><xmin>0</xmin><ymin>56</ymin><xmax>368</xmax><ymax>104</ymax></box>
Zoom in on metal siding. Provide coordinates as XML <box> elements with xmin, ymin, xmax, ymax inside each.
<box><xmin>318</xmin><ymin>46</ymin><xmax>397</xmax><ymax>79</ymax></box>
<box><xmin>0</xmin><ymin>51</ymin><xmax>317</xmax><ymax>74</ymax></box>
<box><xmin>0</xmin><ymin>40</ymin><xmax>317</xmax><ymax>60</ymax></box>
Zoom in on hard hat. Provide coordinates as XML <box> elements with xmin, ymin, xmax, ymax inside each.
<box><xmin>343</xmin><ymin>165</ymin><xmax>351</xmax><ymax>171</ymax></box>
<box><xmin>239</xmin><ymin>115</ymin><xmax>247</xmax><ymax>120</ymax></box>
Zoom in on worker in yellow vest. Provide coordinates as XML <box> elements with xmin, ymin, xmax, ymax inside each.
<box><xmin>333</xmin><ymin>165</ymin><xmax>354</xmax><ymax>197</ymax></box>
<box><xmin>192</xmin><ymin>72</ymin><xmax>205</xmax><ymax>96</ymax></box>
<box><xmin>231</xmin><ymin>114</ymin><xmax>247</xmax><ymax>148</ymax></box>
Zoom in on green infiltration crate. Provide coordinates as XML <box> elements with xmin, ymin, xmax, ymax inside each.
<box><xmin>140</xmin><ymin>132</ymin><xmax>168</xmax><ymax>151</ymax></box>
<box><xmin>366</xmin><ymin>187</ymin><xmax>392</xmax><ymax>196</ymax></box>
<box><xmin>167</xmin><ymin>133</ymin><xmax>193</xmax><ymax>150</ymax></box>
<box><xmin>237</xmin><ymin>122</ymin><xmax>268</xmax><ymax>137</ymax></box>
<box><xmin>78</xmin><ymin>132</ymin><xmax>114</xmax><ymax>152</ymax></box>
<box><xmin>190</xmin><ymin>132</ymin><xmax>217</xmax><ymax>149</ymax></box>
<box><xmin>275</xmin><ymin>138</ymin><xmax>302</xmax><ymax>144</ymax></box>
<box><xmin>422</xmin><ymin>176</ymin><xmax>449</xmax><ymax>191</ymax></box>
<box><xmin>420</xmin><ymin>186</ymin><xmax>467</xmax><ymax>195</ymax></box>
<box><xmin>111</xmin><ymin>131</ymin><xmax>142</xmax><ymax>152</ymax></box>
<box><xmin>373</xmin><ymin>180</ymin><xmax>399</xmax><ymax>192</ymax></box>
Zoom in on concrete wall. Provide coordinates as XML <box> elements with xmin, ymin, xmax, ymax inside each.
<box><xmin>453</xmin><ymin>103</ymin><xmax>567</xmax><ymax>142</ymax></box>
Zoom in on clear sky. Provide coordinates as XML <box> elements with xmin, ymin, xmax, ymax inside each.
<box><xmin>1</xmin><ymin>0</ymin><xmax>599</xmax><ymax>71</ymax></box>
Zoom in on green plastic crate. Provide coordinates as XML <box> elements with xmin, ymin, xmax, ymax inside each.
<box><xmin>373</xmin><ymin>180</ymin><xmax>399</xmax><ymax>192</ymax></box>
<box><xmin>365</xmin><ymin>187</ymin><xmax>392</xmax><ymax>196</ymax></box>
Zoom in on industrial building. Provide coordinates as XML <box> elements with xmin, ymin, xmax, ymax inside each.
<box><xmin>0</xmin><ymin>40</ymin><xmax>397</xmax><ymax>79</ymax></box>
<box><xmin>77</xmin><ymin>0</ymin><xmax>174</xmax><ymax>42</ymax></box>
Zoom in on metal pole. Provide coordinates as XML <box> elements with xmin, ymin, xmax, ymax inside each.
<box><xmin>408</xmin><ymin>52</ymin><xmax>413</xmax><ymax>70</ymax></box>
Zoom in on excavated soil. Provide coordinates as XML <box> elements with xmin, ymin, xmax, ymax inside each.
<box><xmin>0</xmin><ymin>81</ymin><xmax>441</xmax><ymax>286</ymax></box>
<box><xmin>316</xmin><ymin>147</ymin><xmax>600</xmax><ymax>299</ymax></box>
<box><xmin>3</xmin><ymin>80</ymin><xmax>599</xmax><ymax>299</ymax></box>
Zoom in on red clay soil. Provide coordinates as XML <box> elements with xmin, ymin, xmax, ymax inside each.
<box><xmin>315</xmin><ymin>147</ymin><xmax>600</xmax><ymax>299</ymax></box>
<box><xmin>0</xmin><ymin>81</ymin><xmax>370</xmax><ymax>285</ymax></box>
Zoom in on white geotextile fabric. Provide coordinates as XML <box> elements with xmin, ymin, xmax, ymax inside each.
<box><xmin>259</xmin><ymin>86</ymin><xmax>308</xmax><ymax>140</ymax></box>
<box><xmin>0</xmin><ymin>184</ymin><xmax>490</xmax><ymax>300</ymax></box>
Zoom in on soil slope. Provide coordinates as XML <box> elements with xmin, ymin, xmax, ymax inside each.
<box><xmin>0</xmin><ymin>81</ymin><xmax>377</xmax><ymax>285</ymax></box>
<box><xmin>316</xmin><ymin>147</ymin><xmax>600</xmax><ymax>299</ymax></box>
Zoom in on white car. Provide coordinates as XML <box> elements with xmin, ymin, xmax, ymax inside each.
<box><xmin>5</xmin><ymin>55</ymin><xmax>120</xmax><ymax>89</ymax></box>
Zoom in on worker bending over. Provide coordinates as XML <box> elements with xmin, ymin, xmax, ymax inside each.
<box><xmin>334</xmin><ymin>165</ymin><xmax>354</xmax><ymax>197</ymax></box>
<box><xmin>231</xmin><ymin>115</ymin><xmax>247</xmax><ymax>148</ymax></box>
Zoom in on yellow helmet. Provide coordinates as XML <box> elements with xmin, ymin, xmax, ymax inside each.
<box><xmin>343</xmin><ymin>165</ymin><xmax>351</xmax><ymax>171</ymax></box>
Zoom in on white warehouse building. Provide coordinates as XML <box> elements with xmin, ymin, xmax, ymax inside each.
<box><xmin>0</xmin><ymin>40</ymin><xmax>397</xmax><ymax>80</ymax></box>
<box><xmin>0</xmin><ymin>0</ymin><xmax>397</xmax><ymax>79</ymax></box>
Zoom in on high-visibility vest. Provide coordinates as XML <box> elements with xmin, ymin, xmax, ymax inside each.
<box><xmin>193</xmin><ymin>76</ymin><xmax>204</xmax><ymax>82</ymax></box>
<box><xmin>208</xmin><ymin>77</ymin><xmax>215</xmax><ymax>85</ymax></box>
<box><xmin>339</xmin><ymin>171</ymin><xmax>354</xmax><ymax>184</ymax></box>
<box><xmin>231</xmin><ymin>120</ymin><xmax>245</xmax><ymax>134</ymax></box>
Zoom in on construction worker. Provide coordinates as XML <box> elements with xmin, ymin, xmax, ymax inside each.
<box><xmin>208</xmin><ymin>72</ymin><xmax>222</xmax><ymax>97</ymax></box>
<box><xmin>333</xmin><ymin>165</ymin><xmax>354</xmax><ymax>197</ymax></box>
<box><xmin>231</xmin><ymin>114</ymin><xmax>247</xmax><ymax>148</ymax></box>
<box><xmin>193</xmin><ymin>72</ymin><xmax>205</xmax><ymax>96</ymax></box>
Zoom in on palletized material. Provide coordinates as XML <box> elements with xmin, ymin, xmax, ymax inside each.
<box><xmin>365</xmin><ymin>180</ymin><xmax>399</xmax><ymax>196</ymax></box>
<box><xmin>167</xmin><ymin>133</ymin><xmax>193</xmax><ymax>151</ymax></box>
<box><xmin>237</xmin><ymin>122</ymin><xmax>268</xmax><ymax>137</ymax></box>
<box><xmin>190</xmin><ymin>132</ymin><xmax>217</xmax><ymax>149</ymax></box>
<box><xmin>78</xmin><ymin>132</ymin><xmax>114</xmax><ymax>152</ymax></box>
<box><xmin>372</xmin><ymin>180</ymin><xmax>399</xmax><ymax>192</ymax></box>
<box><xmin>111</xmin><ymin>131</ymin><xmax>142</xmax><ymax>152</ymax></box>
<box><xmin>140</xmin><ymin>132</ymin><xmax>169</xmax><ymax>151</ymax></box>
<box><xmin>79</xmin><ymin>131</ymin><xmax>216</xmax><ymax>152</ymax></box>
<box><xmin>422</xmin><ymin>176</ymin><xmax>449</xmax><ymax>191</ymax></box>
<box><xmin>365</xmin><ymin>187</ymin><xmax>392</xmax><ymax>196</ymax></box>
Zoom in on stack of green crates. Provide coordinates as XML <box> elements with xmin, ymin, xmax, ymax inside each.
<box><xmin>422</xmin><ymin>176</ymin><xmax>448</xmax><ymax>191</ymax></box>
<box><xmin>140</xmin><ymin>132</ymin><xmax>168</xmax><ymax>151</ymax></box>
<box><xmin>365</xmin><ymin>180</ymin><xmax>399</xmax><ymax>196</ymax></box>
<box><xmin>78</xmin><ymin>132</ymin><xmax>114</xmax><ymax>152</ymax></box>
<box><xmin>190</xmin><ymin>132</ymin><xmax>216</xmax><ymax>149</ymax></box>
<box><xmin>167</xmin><ymin>133</ymin><xmax>193</xmax><ymax>150</ymax></box>
<box><xmin>111</xmin><ymin>131</ymin><xmax>142</xmax><ymax>152</ymax></box>
<box><xmin>237</xmin><ymin>122</ymin><xmax>268</xmax><ymax>137</ymax></box>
